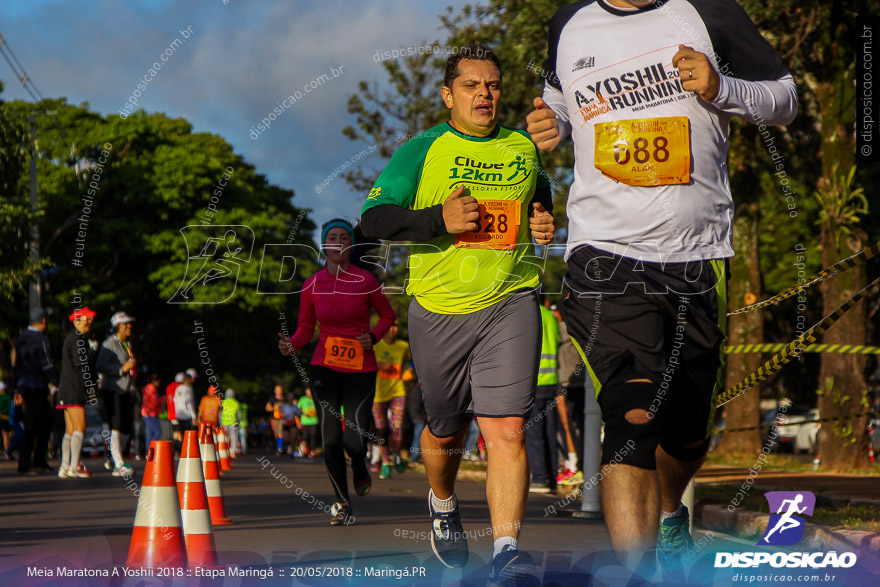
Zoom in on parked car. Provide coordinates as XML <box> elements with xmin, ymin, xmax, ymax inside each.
<box><xmin>83</xmin><ymin>403</ymin><xmax>109</xmax><ymax>456</ymax></box>
<box><xmin>762</xmin><ymin>407</ymin><xmax>820</xmax><ymax>454</ymax></box>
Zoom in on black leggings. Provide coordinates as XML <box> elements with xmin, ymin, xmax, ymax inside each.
<box><xmin>310</xmin><ymin>365</ymin><xmax>376</xmax><ymax>504</ymax></box>
<box><xmin>102</xmin><ymin>389</ymin><xmax>133</xmax><ymax>434</ymax></box>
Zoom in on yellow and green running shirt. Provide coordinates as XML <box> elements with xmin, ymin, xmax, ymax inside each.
<box><xmin>362</xmin><ymin>122</ymin><xmax>550</xmax><ymax>315</ymax></box>
<box><xmin>373</xmin><ymin>338</ymin><xmax>411</xmax><ymax>403</ymax></box>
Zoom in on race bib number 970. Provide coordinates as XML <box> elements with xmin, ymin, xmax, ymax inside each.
<box><xmin>594</xmin><ymin>116</ymin><xmax>690</xmax><ymax>186</ymax></box>
<box><xmin>323</xmin><ymin>337</ymin><xmax>364</xmax><ymax>370</ymax></box>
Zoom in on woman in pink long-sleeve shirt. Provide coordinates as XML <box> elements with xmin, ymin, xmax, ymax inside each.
<box><xmin>279</xmin><ymin>218</ymin><xmax>395</xmax><ymax>525</ymax></box>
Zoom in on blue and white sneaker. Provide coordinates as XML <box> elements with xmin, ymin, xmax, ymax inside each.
<box><xmin>489</xmin><ymin>545</ymin><xmax>540</xmax><ymax>586</ymax></box>
<box><xmin>657</xmin><ymin>504</ymin><xmax>696</xmax><ymax>573</ymax></box>
<box><xmin>428</xmin><ymin>490</ymin><xmax>468</xmax><ymax>568</ymax></box>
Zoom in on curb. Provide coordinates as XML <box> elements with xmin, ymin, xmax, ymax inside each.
<box><xmin>697</xmin><ymin>504</ymin><xmax>880</xmax><ymax>573</ymax></box>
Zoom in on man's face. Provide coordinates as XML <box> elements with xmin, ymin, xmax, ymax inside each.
<box><xmin>443</xmin><ymin>59</ymin><xmax>502</xmax><ymax>137</ymax></box>
<box><xmin>275</xmin><ymin>385</ymin><xmax>284</xmax><ymax>398</ymax></box>
<box><xmin>118</xmin><ymin>322</ymin><xmax>133</xmax><ymax>340</ymax></box>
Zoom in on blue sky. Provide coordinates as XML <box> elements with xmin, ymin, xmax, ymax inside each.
<box><xmin>0</xmin><ymin>0</ymin><xmax>468</xmax><ymax>228</ymax></box>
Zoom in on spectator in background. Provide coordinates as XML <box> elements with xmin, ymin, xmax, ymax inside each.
<box><xmin>266</xmin><ymin>384</ymin><xmax>286</xmax><ymax>455</ymax></box>
<box><xmin>557</xmin><ymin>314</ymin><xmax>585</xmax><ymax>477</ymax></box>
<box><xmin>238</xmin><ymin>401</ymin><xmax>249</xmax><ymax>455</ymax></box>
<box><xmin>0</xmin><ymin>382</ymin><xmax>14</xmax><ymax>460</ymax></box>
<box><xmin>166</xmin><ymin>372</ymin><xmax>183</xmax><ymax>452</ymax></box>
<box><xmin>297</xmin><ymin>388</ymin><xmax>319</xmax><ymax>458</ymax></box>
<box><xmin>96</xmin><ymin>311</ymin><xmax>138</xmax><ymax>477</ymax></box>
<box><xmin>220</xmin><ymin>388</ymin><xmax>241</xmax><ymax>456</ymax></box>
<box><xmin>405</xmin><ymin>366</ymin><xmax>426</xmax><ymax>464</ymax></box>
<box><xmin>197</xmin><ymin>384</ymin><xmax>222</xmax><ymax>429</ymax></box>
<box><xmin>14</xmin><ymin>308</ymin><xmax>59</xmax><ymax>475</ymax></box>
<box><xmin>57</xmin><ymin>307</ymin><xmax>99</xmax><ymax>478</ymax></box>
<box><xmin>173</xmin><ymin>372</ymin><xmax>196</xmax><ymax>435</ymax></box>
<box><xmin>526</xmin><ymin>298</ymin><xmax>560</xmax><ymax>494</ymax></box>
<box><xmin>142</xmin><ymin>373</ymin><xmax>162</xmax><ymax>451</ymax></box>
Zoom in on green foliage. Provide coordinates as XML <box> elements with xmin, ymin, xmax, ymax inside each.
<box><xmin>0</xmin><ymin>96</ymin><xmax>317</xmax><ymax>391</ymax></box>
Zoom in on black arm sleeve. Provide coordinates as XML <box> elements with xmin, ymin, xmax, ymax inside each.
<box><xmin>361</xmin><ymin>204</ymin><xmax>448</xmax><ymax>242</ymax></box>
<box><xmin>528</xmin><ymin>186</ymin><xmax>554</xmax><ymax>215</ymax></box>
<box><xmin>685</xmin><ymin>0</ymin><xmax>789</xmax><ymax>81</ymax></box>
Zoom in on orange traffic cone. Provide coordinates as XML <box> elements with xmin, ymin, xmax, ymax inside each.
<box><xmin>217</xmin><ymin>426</ymin><xmax>233</xmax><ymax>471</ymax></box>
<box><xmin>177</xmin><ymin>430</ymin><xmax>218</xmax><ymax>567</ymax></box>
<box><xmin>200</xmin><ymin>424</ymin><xmax>234</xmax><ymax>525</ymax></box>
<box><xmin>127</xmin><ymin>441</ymin><xmax>187</xmax><ymax>569</ymax></box>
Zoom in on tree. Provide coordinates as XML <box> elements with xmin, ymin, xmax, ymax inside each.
<box><xmin>0</xmin><ymin>96</ymin><xmax>318</xmax><ymax>395</ymax></box>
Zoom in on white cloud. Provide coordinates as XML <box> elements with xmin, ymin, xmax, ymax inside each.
<box><xmin>1</xmin><ymin>0</ymin><xmax>466</xmax><ymax>227</ymax></box>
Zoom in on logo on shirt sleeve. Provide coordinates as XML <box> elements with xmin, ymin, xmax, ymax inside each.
<box><xmin>368</xmin><ymin>187</ymin><xmax>382</xmax><ymax>201</ymax></box>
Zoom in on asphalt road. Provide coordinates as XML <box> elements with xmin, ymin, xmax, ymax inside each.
<box><xmin>0</xmin><ymin>453</ymin><xmax>874</xmax><ymax>586</ymax></box>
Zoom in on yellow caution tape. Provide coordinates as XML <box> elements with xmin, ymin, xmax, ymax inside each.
<box><xmin>728</xmin><ymin>242</ymin><xmax>880</xmax><ymax>316</ymax></box>
<box><xmin>717</xmin><ymin>275</ymin><xmax>880</xmax><ymax>407</ymax></box>
<box><xmin>725</xmin><ymin>344</ymin><xmax>880</xmax><ymax>355</ymax></box>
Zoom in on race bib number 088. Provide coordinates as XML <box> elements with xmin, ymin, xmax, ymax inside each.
<box><xmin>594</xmin><ymin>116</ymin><xmax>690</xmax><ymax>186</ymax></box>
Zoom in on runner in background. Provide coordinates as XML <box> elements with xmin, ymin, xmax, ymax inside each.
<box><xmin>297</xmin><ymin>388</ymin><xmax>319</xmax><ymax>458</ymax></box>
<box><xmin>279</xmin><ymin>218</ymin><xmax>395</xmax><ymax>525</ymax></box>
<box><xmin>220</xmin><ymin>388</ymin><xmax>241</xmax><ymax>456</ymax></box>
<box><xmin>372</xmin><ymin>320</ymin><xmax>411</xmax><ymax>479</ymax></box>
<box><xmin>265</xmin><ymin>384</ymin><xmax>286</xmax><ymax>455</ymax></box>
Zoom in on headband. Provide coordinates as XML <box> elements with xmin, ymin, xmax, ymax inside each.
<box><xmin>321</xmin><ymin>220</ymin><xmax>355</xmax><ymax>246</ymax></box>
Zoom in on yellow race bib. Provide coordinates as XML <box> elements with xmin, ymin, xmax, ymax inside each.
<box><xmin>454</xmin><ymin>199</ymin><xmax>521</xmax><ymax>250</ymax></box>
<box><xmin>594</xmin><ymin>116</ymin><xmax>690</xmax><ymax>186</ymax></box>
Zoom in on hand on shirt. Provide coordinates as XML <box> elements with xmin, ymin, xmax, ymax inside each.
<box><xmin>356</xmin><ymin>331</ymin><xmax>373</xmax><ymax>351</ymax></box>
<box><xmin>526</xmin><ymin>97</ymin><xmax>561</xmax><ymax>152</ymax></box>
<box><xmin>530</xmin><ymin>202</ymin><xmax>555</xmax><ymax>245</ymax></box>
<box><xmin>278</xmin><ymin>333</ymin><xmax>294</xmax><ymax>356</ymax></box>
<box><xmin>442</xmin><ymin>186</ymin><xmax>480</xmax><ymax>234</ymax></box>
<box><xmin>673</xmin><ymin>45</ymin><xmax>721</xmax><ymax>102</ymax></box>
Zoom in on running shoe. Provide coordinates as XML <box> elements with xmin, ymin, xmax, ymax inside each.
<box><xmin>528</xmin><ymin>482</ymin><xmax>552</xmax><ymax>494</ymax></box>
<box><xmin>353</xmin><ymin>467</ymin><xmax>372</xmax><ymax>496</ymax></box>
<box><xmin>657</xmin><ymin>504</ymin><xmax>696</xmax><ymax>574</ymax></box>
<box><xmin>428</xmin><ymin>491</ymin><xmax>468</xmax><ymax>568</ymax></box>
<box><xmin>67</xmin><ymin>464</ymin><xmax>92</xmax><ymax>478</ymax></box>
<box><xmin>559</xmin><ymin>471</ymin><xmax>584</xmax><ymax>486</ymax></box>
<box><xmin>556</xmin><ymin>467</ymin><xmax>574</xmax><ymax>484</ymax></box>
<box><xmin>489</xmin><ymin>546</ymin><xmax>541</xmax><ymax>586</ymax></box>
<box><xmin>394</xmin><ymin>454</ymin><xmax>406</xmax><ymax>474</ymax></box>
<box><xmin>369</xmin><ymin>461</ymin><xmax>381</xmax><ymax>473</ymax></box>
<box><xmin>57</xmin><ymin>465</ymin><xmax>69</xmax><ymax>479</ymax></box>
<box><xmin>103</xmin><ymin>458</ymin><xmax>113</xmax><ymax>471</ymax></box>
<box><xmin>380</xmin><ymin>463</ymin><xmax>391</xmax><ymax>479</ymax></box>
<box><xmin>330</xmin><ymin>502</ymin><xmax>354</xmax><ymax>526</ymax></box>
<box><xmin>112</xmin><ymin>463</ymin><xmax>134</xmax><ymax>477</ymax></box>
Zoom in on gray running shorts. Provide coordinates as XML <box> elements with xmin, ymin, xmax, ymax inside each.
<box><xmin>407</xmin><ymin>290</ymin><xmax>541</xmax><ymax>438</ymax></box>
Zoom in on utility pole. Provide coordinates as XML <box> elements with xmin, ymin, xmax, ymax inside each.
<box><xmin>29</xmin><ymin>110</ymin><xmax>40</xmax><ymax>314</ymax></box>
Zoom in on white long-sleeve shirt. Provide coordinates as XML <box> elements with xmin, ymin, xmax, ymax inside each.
<box><xmin>173</xmin><ymin>384</ymin><xmax>195</xmax><ymax>420</ymax></box>
<box><xmin>541</xmin><ymin>0</ymin><xmax>798</xmax><ymax>262</ymax></box>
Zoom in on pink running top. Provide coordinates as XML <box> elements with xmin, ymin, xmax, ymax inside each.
<box><xmin>289</xmin><ymin>265</ymin><xmax>396</xmax><ymax>373</ymax></box>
